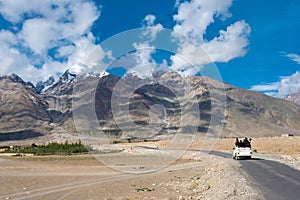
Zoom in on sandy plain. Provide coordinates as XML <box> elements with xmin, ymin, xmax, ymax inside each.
<box><xmin>1</xmin><ymin>136</ymin><xmax>299</xmax><ymax>200</ymax></box>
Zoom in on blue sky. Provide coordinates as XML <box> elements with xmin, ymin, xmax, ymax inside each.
<box><xmin>0</xmin><ymin>0</ymin><xmax>300</xmax><ymax>98</ymax></box>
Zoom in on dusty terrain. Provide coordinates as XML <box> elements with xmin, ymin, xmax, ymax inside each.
<box><xmin>1</xmin><ymin>136</ymin><xmax>300</xmax><ymax>199</ymax></box>
<box><xmin>0</xmin><ymin>151</ymin><xmax>262</xmax><ymax>199</ymax></box>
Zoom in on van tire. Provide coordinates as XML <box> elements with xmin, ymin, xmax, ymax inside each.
<box><xmin>234</xmin><ymin>154</ymin><xmax>239</xmax><ymax>160</ymax></box>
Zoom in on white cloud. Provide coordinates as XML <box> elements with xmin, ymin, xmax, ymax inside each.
<box><xmin>0</xmin><ymin>0</ymin><xmax>45</xmax><ymax>23</ymax></box>
<box><xmin>251</xmin><ymin>71</ymin><xmax>300</xmax><ymax>98</ymax></box>
<box><xmin>277</xmin><ymin>71</ymin><xmax>300</xmax><ymax>96</ymax></box>
<box><xmin>202</xmin><ymin>20</ymin><xmax>251</xmax><ymax>62</ymax></box>
<box><xmin>0</xmin><ymin>0</ymin><xmax>252</xmax><ymax>83</ymax></box>
<box><xmin>0</xmin><ymin>0</ymin><xmax>103</xmax><ymax>83</ymax></box>
<box><xmin>285</xmin><ymin>53</ymin><xmax>300</xmax><ymax>64</ymax></box>
<box><xmin>170</xmin><ymin>41</ymin><xmax>208</xmax><ymax>73</ymax></box>
<box><xmin>107</xmin><ymin>53</ymin><xmax>136</xmax><ymax>72</ymax></box>
<box><xmin>250</xmin><ymin>83</ymin><xmax>279</xmax><ymax>92</ymax></box>
<box><xmin>127</xmin><ymin>42</ymin><xmax>157</xmax><ymax>78</ymax></box>
<box><xmin>0</xmin><ymin>30</ymin><xmax>33</xmax><ymax>79</ymax></box>
<box><xmin>251</xmin><ymin>53</ymin><xmax>300</xmax><ymax>98</ymax></box>
<box><xmin>68</xmin><ymin>36</ymin><xmax>113</xmax><ymax>75</ymax></box>
<box><xmin>173</xmin><ymin>0</ymin><xmax>232</xmax><ymax>43</ymax></box>
<box><xmin>142</xmin><ymin>14</ymin><xmax>163</xmax><ymax>41</ymax></box>
<box><xmin>171</xmin><ymin>0</ymin><xmax>251</xmax><ymax>75</ymax></box>
<box><xmin>19</xmin><ymin>18</ymin><xmax>58</xmax><ymax>54</ymax></box>
<box><xmin>143</xmin><ymin>15</ymin><xmax>156</xmax><ymax>26</ymax></box>
<box><xmin>0</xmin><ymin>30</ymin><xmax>17</xmax><ymax>45</ymax></box>
<box><xmin>129</xmin><ymin>3</ymin><xmax>251</xmax><ymax>78</ymax></box>
<box><xmin>0</xmin><ymin>28</ymin><xmax>68</xmax><ymax>82</ymax></box>
<box><xmin>56</xmin><ymin>45</ymin><xmax>76</xmax><ymax>58</ymax></box>
<box><xmin>109</xmin><ymin>15</ymin><xmax>165</xmax><ymax>78</ymax></box>
<box><xmin>175</xmin><ymin>0</ymin><xmax>180</xmax><ymax>7</ymax></box>
<box><xmin>108</xmin><ymin>41</ymin><xmax>165</xmax><ymax>79</ymax></box>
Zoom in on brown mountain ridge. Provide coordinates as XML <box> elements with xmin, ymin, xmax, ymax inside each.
<box><xmin>1</xmin><ymin>71</ymin><xmax>300</xmax><ymax>142</ymax></box>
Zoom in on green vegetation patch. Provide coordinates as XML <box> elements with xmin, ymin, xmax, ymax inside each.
<box><xmin>2</xmin><ymin>140</ymin><xmax>89</xmax><ymax>155</ymax></box>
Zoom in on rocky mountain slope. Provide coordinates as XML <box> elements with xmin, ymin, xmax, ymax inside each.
<box><xmin>1</xmin><ymin>71</ymin><xmax>300</xmax><ymax>141</ymax></box>
<box><xmin>225</xmin><ymin>87</ymin><xmax>300</xmax><ymax>137</ymax></box>
<box><xmin>0</xmin><ymin>74</ymin><xmax>53</xmax><ymax>140</ymax></box>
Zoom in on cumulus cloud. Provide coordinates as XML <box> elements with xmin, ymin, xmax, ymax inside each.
<box><xmin>108</xmin><ymin>15</ymin><xmax>165</xmax><ymax>78</ymax></box>
<box><xmin>173</xmin><ymin>0</ymin><xmax>232</xmax><ymax>42</ymax></box>
<box><xmin>19</xmin><ymin>18</ymin><xmax>58</xmax><ymax>54</ymax></box>
<box><xmin>251</xmin><ymin>71</ymin><xmax>300</xmax><ymax>98</ymax></box>
<box><xmin>142</xmin><ymin>14</ymin><xmax>163</xmax><ymax>41</ymax></box>
<box><xmin>170</xmin><ymin>21</ymin><xmax>250</xmax><ymax>72</ymax></box>
<box><xmin>0</xmin><ymin>0</ymin><xmax>104</xmax><ymax>83</ymax></box>
<box><xmin>170</xmin><ymin>0</ymin><xmax>251</xmax><ymax>75</ymax></box>
<box><xmin>0</xmin><ymin>0</ymin><xmax>252</xmax><ymax>83</ymax></box>
<box><xmin>202</xmin><ymin>20</ymin><xmax>251</xmax><ymax>62</ymax></box>
<box><xmin>65</xmin><ymin>33</ymin><xmax>112</xmax><ymax>74</ymax></box>
<box><xmin>121</xmin><ymin>0</ymin><xmax>251</xmax><ymax>78</ymax></box>
<box><xmin>128</xmin><ymin>42</ymin><xmax>158</xmax><ymax>77</ymax></box>
<box><xmin>277</xmin><ymin>71</ymin><xmax>300</xmax><ymax>96</ymax></box>
<box><xmin>251</xmin><ymin>53</ymin><xmax>300</xmax><ymax>98</ymax></box>
<box><xmin>0</xmin><ymin>30</ymin><xmax>33</xmax><ymax>79</ymax></box>
<box><xmin>108</xmin><ymin>42</ymin><xmax>161</xmax><ymax>79</ymax></box>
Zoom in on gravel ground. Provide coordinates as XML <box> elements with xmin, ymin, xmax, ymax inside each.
<box><xmin>0</xmin><ymin>149</ymin><xmax>264</xmax><ymax>200</ymax></box>
<box><xmin>158</xmin><ymin>155</ymin><xmax>263</xmax><ymax>200</ymax></box>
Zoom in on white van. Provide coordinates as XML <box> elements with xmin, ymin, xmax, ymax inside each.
<box><xmin>232</xmin><ymin>146</ymin><xmax>252</xmax><ymax>160</ymax></box>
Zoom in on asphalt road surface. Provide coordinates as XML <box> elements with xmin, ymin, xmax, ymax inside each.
<box><xmin>207</xmin><ymin>150</ymin><xmax>300</xmax><ymax>200</ymax></box>
<box><xmin>240</xmin><ymin>158</ymin><xmax>300</xmax><ymax>200</ymax></box>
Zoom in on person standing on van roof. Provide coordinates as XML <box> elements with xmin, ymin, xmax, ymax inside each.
<box><xmin>243</xmin><ymin>137</ymin><xmax>251</xmax><ymax>148</ymax></box>
<box><xmin>235</xmin><ymin>138</ymin><xmax>240</xmax><ymax>147</ymax></box>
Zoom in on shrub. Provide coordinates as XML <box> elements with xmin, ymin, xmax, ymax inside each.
<box><xmin>3</xmin><ymin>140</ymin><xmax>89</xmax><ymax>155</ymax></box>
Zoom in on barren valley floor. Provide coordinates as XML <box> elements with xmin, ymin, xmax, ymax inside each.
<box><xmin>0</xmin><ymin>137</ymin><xmax>300</xmax><ymax>200</ymax></box>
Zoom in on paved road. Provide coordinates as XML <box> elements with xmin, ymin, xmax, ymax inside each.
<box><xmin>240</xmin><ymin>158</ymin><xmax>300</xmax><ymax>200</ymax></box>
<box><xmin>207</xmin><ymin>150</ymin><xmax>300</xmax><ymax>200</ymax></box>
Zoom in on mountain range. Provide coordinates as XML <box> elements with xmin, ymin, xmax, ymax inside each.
<box><xmin>1</xmin><ymin>70</ymin><xmax>300</xmax><ymax>142</ymax></box>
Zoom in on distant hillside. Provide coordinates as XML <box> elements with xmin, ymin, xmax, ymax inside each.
<box><xmin>224</xmin><ymin>87</ymin><xmax>300</xmax><ymax>137</ymax></box>
<box><xmin>1</xmin><ymin>71</ymin><xmax>300</xmax><ymax>141</ymax></box>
